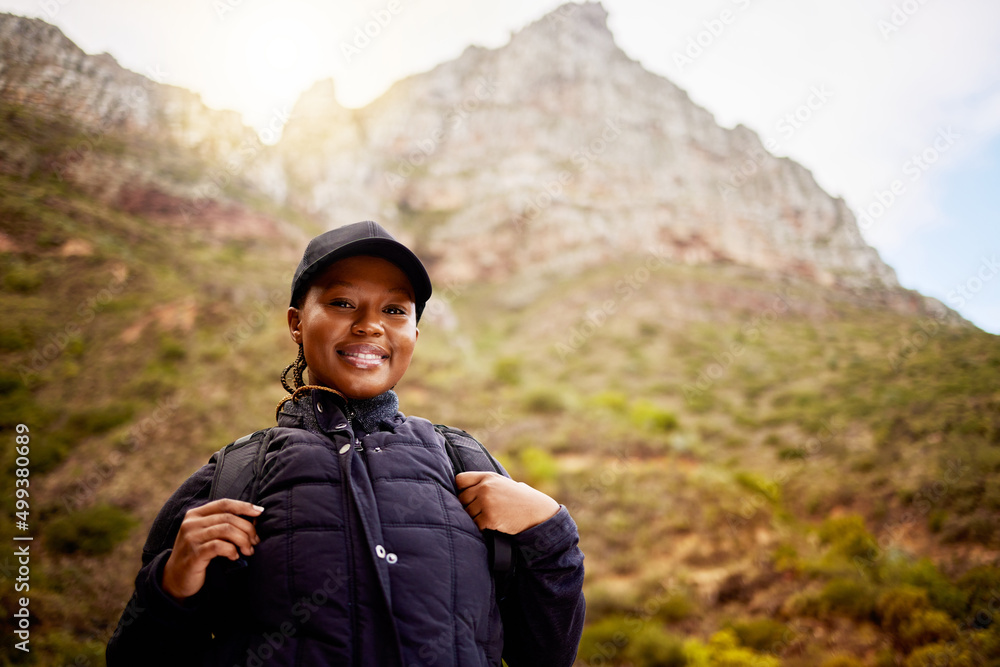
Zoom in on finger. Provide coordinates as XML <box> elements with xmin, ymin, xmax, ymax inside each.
<box><xmin>194</xmin><ymin>523</ymin><xmax>257</xmax><ymax>557</ymax></box>
<box><xmin>190</xmin><ymin>498</ymin><xmax>265</xmax><ymax>518</ymax></box>
<box><xmin>462</xmin><ymin>495</ymin><xmax>482</xmax><ymax>516</ymax></box>
<box><xmin>455</xmin><ymin>471</ymin><xmax>494</xmax><ymax>492</ymax></box>
<box><xmin>194</xmin><ymin>538</ymin><xmax>242</xmax><ymax>562</ymax></box>
<box><xmin>185</xmin><ymin>510</ymin><xmax>261</xmax><ymax>543</ymax></box>
<box><xmin>457</xmin><ymin>487</ymin><xmax>477</xmax><ymax>506</ymax></box>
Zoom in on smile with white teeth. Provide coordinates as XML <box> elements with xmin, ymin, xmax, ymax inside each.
<box><xmin>342</xmin><ymin>352</ymin><xmax>385</xmax><ymax>360</ymax></box>
<box><xmin>338</xmin><ymin>348</ymin><xmax>389</xmax><ymax>369</ymax></box>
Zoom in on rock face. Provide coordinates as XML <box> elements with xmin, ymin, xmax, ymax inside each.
<box><xmin>269</xmin><ymin>2</ymin><xmax>899</xmax><ymax>291</ymax></box>
<box><xmin>0</xmin><ymin>13</ymin><xmax>255</xmax><ymax>160</ymax></box>
<box><xmin>1</xmin><ymin>4</ymin><xmax>902</xmax><ymax>295</ymax></box>
<box><xmin>0</xmin><ymin>12</ymin><xmax>292</xmax><ymax>244</ymax></box>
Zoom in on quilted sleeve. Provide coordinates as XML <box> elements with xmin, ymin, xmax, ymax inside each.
<box><xmin>106</xmin><ymin>462</ymin><xmax>218</xmax><ymax>666</ymax></box>
<box><xmin>500</xmin><ymin>505</ymin><xmax>586</xmax><ymax>667</ymax></box>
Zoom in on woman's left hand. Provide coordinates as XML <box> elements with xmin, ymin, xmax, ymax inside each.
<box><xmin>456</xmin><ymin>471</ymin><xmax>560</xmax><ymax>534</ymax></box>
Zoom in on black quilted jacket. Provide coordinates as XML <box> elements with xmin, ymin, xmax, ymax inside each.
<box><xmin>107</xmin><ymin>389</ymin><xmax>585</xmax><ymax>666</ymax></box>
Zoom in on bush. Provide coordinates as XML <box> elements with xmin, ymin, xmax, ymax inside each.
<box><xmin>159</xmin><ymin>336</ymin><xmax>187</xmax><ymax>362</ymax></box>
<box><xmin>685</xmin><ymin>629</ymin><xmax>780</xmax><ymax>667</ymax></box>
<box><xmin>522</xmin><ymin>389</ymin><xmax>565</xmax><ymax>414</ymax></box>
<box><xmin>578</xmin><ymin>615</ymin><xmax>635</xmax><ymax>666</ymax></box>
<box><xmin>898</xmin><ymin>609</ymin><xmax>959</xmax><ymax>653</ymax></box>
<box><xmin>654</xmin><ymin>590</ymin><xmax>696</xmax><ymax>624</ymax></box>
<box><xmin>493</xmin><ymin>357</ymin><xmax>521</xmax><ymax>385</ymax></box>
<box><xmin>818</xmin><ymin>515</ymin><xmax>877</xmax><ymax>561</ymax></box>
<box><xmin>819</xmin><ymin>578</ymin><xmax>878</xmax><ymax>622</ymax></box>
<box><xmin>904</xmin><ymin>642</ymin><xmax>975</xmax><ymax>667</ymax></box>
<box><xmin>518</xmin><ymin>447</ymin><xmax>559</xmax><ymax>487</ymax></box>
<box><xmin>877</xmin><ymin>586</ymin><xmax>931</xmax><ymax>637</ymax></box>
<box><xmin>3</xmin><ymin>263</ymin><xmax>43</xmax><ymax>292</ymax></box>
<box><xmin>777</xmin><ymin>447</ymin><xmax>807</xmax><ymax>460</ymax></box>
<box><xmin>44</xmin><ymin>504</ymin><xmax>136</xmax><ymax>555</ymax></box>
<box><xmin>588</xmin><ymin>390</ymin><xmax>629</xmax><ymax>413</ymax></box>
<box><xmin>728</xmin><ymin>617</ymin><xmax>790</xmax><ymax>652</ymax></box>
<box><xmin>0</xmin><ymin>325</ymin><xmax>31</xmax><ymax>351</ymax></box>
<box><xmin>67</xmin><ymin>404</ymin><xmax>134</xmax><ymax>436</ymax></box>
<box><xmin>896</xmin><ymin>558</ymin><xmax>967</xmax><ymax>619</ymax></box>
<box><xmin>629</xmin><ymin>400</ymin><xmax>678</xmax><ymax>432</ymax></box>
<box><xmin>734</xmin><ymin>471</ymin><xmax>780</xmax><ymax>504</ymax></box>
<box><xmin>627</xmin><ymin>626</ymin><xmax>687</xmax><ymax>667</ymax></box>
<box><xmin>957</xmin><ymin>565</ymin><xmax>1000</xmax><ymax>629</ymax></box>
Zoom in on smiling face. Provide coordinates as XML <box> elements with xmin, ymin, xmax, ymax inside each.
<box><xmin>287</xmin><ymin>255</ymin><xmax>419</xmax><ymax>399</ymax></box>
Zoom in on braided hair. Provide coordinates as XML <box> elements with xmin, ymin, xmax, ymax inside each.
<box><xmin>280</xmin><ymin>344</ymin><xmax>307</xmax><ymax>394</ymax></box>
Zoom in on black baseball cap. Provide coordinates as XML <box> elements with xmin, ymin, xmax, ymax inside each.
<box><xmin>290</xmin><ymin>221</ymin><xmax>432</xmax><ymax>321</ymax></box>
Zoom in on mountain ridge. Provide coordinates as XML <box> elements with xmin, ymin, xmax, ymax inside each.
<box><xmin>0</xmin><ymin>4</ymin><xmax>954</xmax><ymax>325</ymax></box>
<box><xmin>262</xmin><ymin>2</ymin><xmax>928</xmax><ymax>314</ymax></box>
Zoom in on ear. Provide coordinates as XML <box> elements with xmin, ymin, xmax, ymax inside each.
<box><xmin>288</xmin><ymin>307</ymin><xmax>302</xmax><ymax>345</ymax></box>
<box><xmin>414</xmin><ymin>327</ymin><xmax>419</xmax><ymax>343</ymax></box>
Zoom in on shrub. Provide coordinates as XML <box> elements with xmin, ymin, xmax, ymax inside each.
<box><xmin>877</xmin><ymin>585</ymin><xmax>931</xmax><ymax>636</ymax></box>
<box><xmin>3</xmin><ymin>263</ymin><xmax>43</xmax><ymax>292</ymax></box>
<box><xmin>896</xmin><ymin>558</ymin><xmax>967</xmax><ymax>619</ymax></box>
<box><xmin>44</xmin><ymin>504</ymin><xmax>136</xmax><ymax>555</ymax></box>
<box><xmin>777</xmin><ymin>447</ymin><xmax>807</xmax><ymax>460</ymax></box>
<box><xmin>898</xmin><ymin>609</ymin><xmax>959</xmax><ymax>653</ymax></box>
<box><xmin>27</xmin><ymin>430</ymin><xmax>74</xmax><ymax>475</ymax></box>
<box><xmin>159</xmin><ymin>336</ymin><xmax>187</xmax><ymax>362</ymax></box>
<box><xmin>819</xmin><ymin>578</ymin><xmax>878</xmax><ymax>622</ymax></box>
<box><xmin>654</xmin><ymin>590</ymin><xmax>696</xmax><ymax>624</ymax></box>
<box><xmin>518</xmin><ymin>447</ymin><xmax>559</xmax><ymax>487</ymax></box>
<box><xmin>493</xmin><ymin>357</ymin><xmax>521</xmax><ymax>385</ymax></box>
<box><xmin>523</xmin><ymin>389</ymin><xmax>565</xmax><ymax>414</ymax></box>
<box><xmin>578</xmin><ymin>615</ymin><xmax>631</xmax><ymax>666</ymax></box>
<box><xmin>734</xmin><ymin>471</ymin><xmax>780</xmax><ymax>504</ymax></box>
<box><xmin>67</xmin><ymin>404</ymin><xmax>134</xmax><ymax>436</ymax></box>
<box><xmin>629</xmin><ymin>400</ymin><xmax>678</xmax><ymax>432</ymax></box>
<box><xmin>0</xmin><ymin>325</ymin><xmax>31</xmax><ymax>352</ymax></box>
<box><xmin>686</xmin><ymin>629</ymin><xmax>780</xmax><ymax>667</ymax></box>
<box><xmin>956</xmin><ymin>565</ymin><xmax>1000</xmax><ymax>628</ymax></box>
<box><xmin>818</xmin><ymin>515</ymin><xmax>877</xmax><ymax>561</ymax></box>
<box><xmin>728</xmin><ymin>617</ymin><xmax>790</xmax><ymax>652</ymax></box>
<box><xmin>904</xmin><ymin>642</ymin><xmax>975</xmax><ymax>667</ymax></box>
<box><xmin>627</xmin><ymin>625</ymin><xmax>687</xmax><ymax>667</ymax></box>
<box><xmin>588</xmin><ymin>390</ymin><xmax>629</xmax><ymax>413</ymax></box>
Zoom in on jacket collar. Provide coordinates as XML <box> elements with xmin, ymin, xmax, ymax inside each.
<box><xmin>277</xmin><ymin>387</ymin><xmax>402</xmax><ymax>436</ymax></box>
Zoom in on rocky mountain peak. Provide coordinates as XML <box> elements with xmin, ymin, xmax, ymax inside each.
<box><xmin>2</xmin><ymin>7</ymin><xmax>916</xmax><ymax>309</ymax></box>
<box><xmin>265</xmin><ymin>3</ymin><xmax>901</xmax><ymax>297</ymax></box>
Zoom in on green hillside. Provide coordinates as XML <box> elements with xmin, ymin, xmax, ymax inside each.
<box><xmin>1</xmin><ymin>105</ymin><xmax>999</xmax><ymax>666</ymax></box>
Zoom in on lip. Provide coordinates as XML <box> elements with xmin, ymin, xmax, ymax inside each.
<box><xmin>337</xmin><ymin>343</ymin><xmax>389</xmax><ymax>370</ymax></box>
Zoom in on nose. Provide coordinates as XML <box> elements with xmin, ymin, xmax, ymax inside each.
<box><xmin>351</xmin><ymin>305</ymin><xmax>384</xmax><ymax>337</ymax></box>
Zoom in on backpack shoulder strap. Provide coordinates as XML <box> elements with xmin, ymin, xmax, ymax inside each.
<box><xmin>434</xmin><ymin>424</ymin><xmax>504</xmax><ymax>475</ymax></box>
<box><xmin>209</xmin><ymin>428</ymin><xmax>274</xmax><ymax>504</ymax></box>
<box><xmin>434</xmin><ymin>424</ymin><xmax>516</xmax><ymax>578</ymax></box>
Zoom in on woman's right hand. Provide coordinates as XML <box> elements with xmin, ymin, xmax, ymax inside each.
<box><xmin>161</xmin><ymin>499</ymin><xmax>263</xmax><ymax>601</ymax></box>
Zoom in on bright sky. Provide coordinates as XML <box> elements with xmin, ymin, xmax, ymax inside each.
<box><xmin>2</xmin><ymin>0</ymin><xmax>998</xmax><ymax>334</ymax></box>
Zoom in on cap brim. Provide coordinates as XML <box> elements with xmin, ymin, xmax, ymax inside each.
<box><xmin>291</xmin><ymin>238</ymin><xmax>432</xmax><ymax>314</ymax></box>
